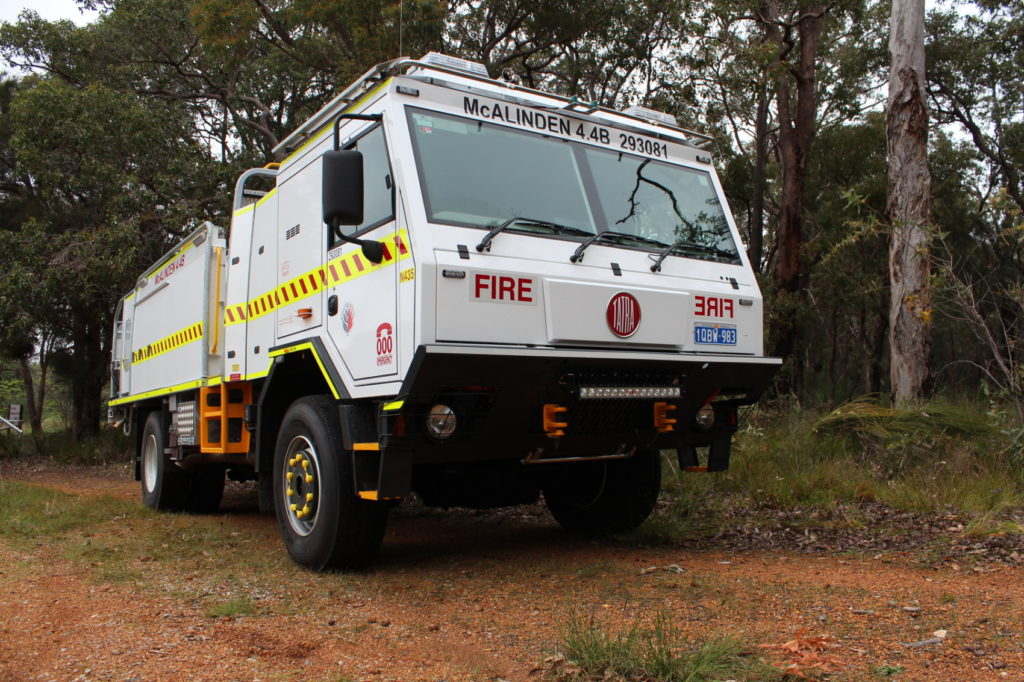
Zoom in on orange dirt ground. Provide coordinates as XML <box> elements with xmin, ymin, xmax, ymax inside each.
<box><xmin>1</xmin><ymin>462</ymin><xmax>1022</xmax><ymax>681</ymax></box>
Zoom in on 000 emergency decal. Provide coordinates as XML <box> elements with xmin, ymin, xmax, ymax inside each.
<box><xmin>224</xmin><ymin>229</ymin><xmax>411</xmax><ymax>326</ymax></box>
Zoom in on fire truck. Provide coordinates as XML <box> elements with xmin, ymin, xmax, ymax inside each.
<box><xmin>109</xmin><ymin>53</ymin><xmax>780</xmax><ymax>570</ymax></box>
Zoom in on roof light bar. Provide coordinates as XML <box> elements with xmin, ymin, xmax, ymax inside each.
<box><xmin>420</xmin><ymin>52</ymin><xmax>489</xmax><ymax>78</ymax></box>
<box><xmin>578</xmin><ymin>386</ymin><xmax>681</xmax><ymax>400</ymax></box>
<box><xmin>623</xmin><ymin>105</ymin><xmax>678</xmax><ymax>127</ymax></box>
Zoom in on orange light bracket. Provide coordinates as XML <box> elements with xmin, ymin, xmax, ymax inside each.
<box><xmin>653</xmin><ymin>402</ymin><xmax>677</xmax><ymax>432</ymax></box>
<box><xmin>543</xmin><ymin>404</ymin><xmax>568</xmax><ymax>438</ymax></box>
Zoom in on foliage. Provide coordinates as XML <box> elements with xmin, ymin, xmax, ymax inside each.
<box><xmin>0</xmin><ymin>0</ymin><xmax>1021</xmax><ymax>427</ymax></box>
<box><xmin>634</xmin><ymin>399</ymin><xmax>1024</xmax><ymax>552</ymax></box>
<box><xmin>0</xmin><ymin>426</ymin><xmax>131</xmax><ymax>463</ymax></box>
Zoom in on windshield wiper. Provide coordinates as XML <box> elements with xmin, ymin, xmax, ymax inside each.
<box><xmin>570</xmin><ymin>230</ymin><xmax>668</xmax><ymax>263</ymax></box>
<box><xmin>476</xmin><ymin>217</ymin><xmax>592</xmax><ymax>252</ymax></box>
<box><xmin>649</xmin><ymin>240</ymin><xmax>736</xmax><ymax>272</ymax></box>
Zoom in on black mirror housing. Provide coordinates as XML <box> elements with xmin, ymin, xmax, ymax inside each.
<box><xmin>322</xmin><ymin>150</ymin><xmax>364</xmax><ymax>226</ymax></box>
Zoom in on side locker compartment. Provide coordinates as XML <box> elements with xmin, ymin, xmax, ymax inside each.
<box><xmin>224</xmin><ymin>205</ymin><xmax>256</xmax><ymax>380</ymax></box>
<box><xmin>276</xmin><ymin>159</ymin><xmax>326</xmax><ymax>341</ymax></box>
<box><xmin>246</xmin><ymin>192</ymin><xmax>279</xmax><ymax>377</ymax></box>
<box><xmin>129</xmin><ymin>226</ymin><xmax>214</xmax><ymax>398</ymax></box>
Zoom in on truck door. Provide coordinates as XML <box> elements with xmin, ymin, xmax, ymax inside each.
<box><xmin>325</xmin><ymin>123</ymin><xmax>400</xmax><ymax>382</ymax></box>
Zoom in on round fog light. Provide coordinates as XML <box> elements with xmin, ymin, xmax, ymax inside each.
<box><xmin>695</xmin><ymin>404</ymin><xmax>715</xmax><ymax>430</ymax></box>
<box><xmin>425</xmin><ymin>404</ymin><xmax>456</xmax><ymax>439</ymax></box>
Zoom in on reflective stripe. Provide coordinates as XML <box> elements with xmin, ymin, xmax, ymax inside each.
<box><xmin>224</xmin><ymin>229</ymin><xmax>411</xmax><ymax>327</ymax></box>
<box><xmin>131</xmin><ymin>322</ymin><xmax>203</xmax><ymax>365</ymax></box>
<box><xmin>109</xmin><ymin>378</ymin><xmax>205</xmax><ymax>406</ymax></box>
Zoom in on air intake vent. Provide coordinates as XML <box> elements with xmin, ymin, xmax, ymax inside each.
<box><xmin>285</xmin><ymin>225</ymin><xmax>301</xmax><ymax>240</ymax></box>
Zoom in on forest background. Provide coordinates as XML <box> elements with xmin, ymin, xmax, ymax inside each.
<box><xmin>0</xmin><ymin>0</ymin><xmax>1020</xmax><ymax>443</ymax></box>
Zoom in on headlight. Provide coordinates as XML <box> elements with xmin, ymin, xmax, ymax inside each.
<box><xmin>695</xmin><ymin>404</ymin><xmax>715</xmax><ymax>430</ymax></box>
<box><xmin>425</xmin><ymin>404</ymin><xmax>456</xmax><ymax>439</ymax></box>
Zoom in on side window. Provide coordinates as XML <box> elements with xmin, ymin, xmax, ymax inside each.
<box><xmin>330</xmin><ymin>125</ymin><xmax>394</xmax><ymax>247</ymax></box>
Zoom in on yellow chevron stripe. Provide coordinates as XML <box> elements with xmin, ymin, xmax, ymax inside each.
<box><xmin>223</xmin><ymin>229</ymin><xmax>410</xmax><ymax>327</ymax></box>
<box><xmin>132</xmin><ymin>322</ymin><xmax>204</xmax><ymax>365</ymax></box>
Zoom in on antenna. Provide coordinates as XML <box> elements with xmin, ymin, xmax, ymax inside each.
<box><xmin>399</xmin><ymin>0</ymin><xmax>404</xmax><ymax>57</ymax></box>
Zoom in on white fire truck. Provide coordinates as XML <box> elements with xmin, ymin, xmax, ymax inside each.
<box><xmin>109</xmin><ymin>53</ymin><xmax>780</xmax><ymax>570</ymax></box>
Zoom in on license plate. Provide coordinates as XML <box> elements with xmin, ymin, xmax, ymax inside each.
<box><xmin>694</xmin><ymin>324</ymin><xmax>737</xmax><ymax>345</ymax></box>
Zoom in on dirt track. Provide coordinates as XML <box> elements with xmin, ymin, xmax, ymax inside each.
<box><xmin>1</xmin><ymin>462</ymin><xmax>1023</xmax><ymax>681</ymax></box>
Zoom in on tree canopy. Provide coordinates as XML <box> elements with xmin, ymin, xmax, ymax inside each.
<box><xmin>0</xmin><ymin>0</ymin><xmax>1021</xmax><ymax>433</ymax></box>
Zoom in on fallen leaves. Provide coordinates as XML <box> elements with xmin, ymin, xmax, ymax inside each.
<box><xmin>760</xmin><ymin>628</ymin><xmax>843</xmax><ymax>679</ymax></box>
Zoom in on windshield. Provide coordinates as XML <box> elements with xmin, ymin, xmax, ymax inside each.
<box><xmin>406</xmin><ymin>108</ymin><xmax>741</xmax><ymax>264</ymax></box>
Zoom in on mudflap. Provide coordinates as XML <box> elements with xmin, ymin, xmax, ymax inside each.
<box><xmin>678</xmin><ymin>432</ymin><xmax>733</xmax><ymax>472</ymax></box>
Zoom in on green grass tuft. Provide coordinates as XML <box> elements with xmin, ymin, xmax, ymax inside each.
<box><xmin>204</xmin><ymin>597</ymin><xmax>257</xmax><ymax>618</ymax></box>
<box><xmin>558</xmin><ymin>609</ymin><xmax>779</xmax><ymax>681</ymax></box>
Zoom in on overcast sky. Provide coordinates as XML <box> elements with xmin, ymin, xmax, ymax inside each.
<box><xmin>0</xmin><ymin>0</ymin><xmax>98</xmax><ymax>26</ymax></box>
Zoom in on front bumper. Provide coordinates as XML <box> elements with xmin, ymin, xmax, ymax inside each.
<box><xmin>381</xmin><ymin>344</ymin><xmax>781</xmax><ymax>463</ymax></box>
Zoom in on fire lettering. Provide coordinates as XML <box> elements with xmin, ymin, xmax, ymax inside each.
<box><xmin>473</xmin><ymin>274</ymin><xmax>534</xmax><ymax>303</ymax></box>
<box><xmin>694</xmin><ymin>296</ymin><xmax>734</xmax><ymax>318</ymax></box>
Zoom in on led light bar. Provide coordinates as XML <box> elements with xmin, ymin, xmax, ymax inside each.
<box><xmin>623</xmin><ymin>105</ymin><xmax>678</xmax><ymax>127</ymax></box>
<box><xmin>420</xmin><ymin>52</ymin><xmax>489</xmax><ymax>78</ymax></box>
<box><xmin>578</xmin><ymin>386</ymin><xmax>681</xmax><ymax>400</ymax></box>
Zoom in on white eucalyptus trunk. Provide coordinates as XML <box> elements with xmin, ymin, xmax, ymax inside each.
<box><xmin>887</xmin><ymin>0</ymin><xmax>932</xmax><ymax>403</ymax></box>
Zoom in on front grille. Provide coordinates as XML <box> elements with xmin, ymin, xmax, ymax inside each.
<box><xmin>562</xmin><ymin>399</ymin><xmax>661</xmax><ymax>435</ymax></box>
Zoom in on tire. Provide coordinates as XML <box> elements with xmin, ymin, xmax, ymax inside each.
<box><xmin>185</xmin><ymin>466</ymin><xmax>225</xmax><ymax>514</ymax></box>
<box><xmin>273</xmin><ymin>396</ymin><xmax>388</xmax><ymax>571</ymax></box>
<box><xmin>543</xmin><ymin>448</ymin><xmax>661</xmax><ymax>535</ymax></box>
<box><xmin>140</xmin><ymin>411</ymin><xmax>189</xmax><ymax>511</ymax></box>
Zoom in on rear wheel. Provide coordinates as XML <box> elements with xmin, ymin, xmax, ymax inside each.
<box><xmin>543</xmin><ymin>449</ymin><xmax>661</xmax><ymax>535</ymax></box>
<box><xmin>140</xmin><ymin>412</ymin><xmax>188</xmax><ymax>511</ymax></box>
<box><xmin>273</xmin><ymin>396</ymin><xmax>388</xmax><ymax>570</ymax></box>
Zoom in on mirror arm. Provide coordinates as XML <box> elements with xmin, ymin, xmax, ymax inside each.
<box><xmin>333</xmin><ymin>113</ymin><xmax>384</xmax><ymax>150</ymax></box>
<box><xmin>332</xmin><ymin>219</ymin><xmax>385</xmax><ymax>264</ymax></box>
<box><xmin>328</xmin><ymin>112</ymin><xmax>385</xmax><ymax>264</ymax></box>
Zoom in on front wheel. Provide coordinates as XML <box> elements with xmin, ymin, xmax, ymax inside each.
<box><xmin>543</xmin><ymin>449</ymin><xmax>661</xmax><ymax>535</ymax></box>
<box><xmin>273</xmin><ymin>396</ymin><xmax>388</xmax><ymax>570</ymax></box>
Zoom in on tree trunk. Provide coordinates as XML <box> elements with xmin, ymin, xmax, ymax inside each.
<box><xmin>70</xmin><ymin>308</ymin><xmax>107</xmax><ymax>439</ymax></box>
<box><xmin>887</xmin><ymin>0</ymin><xmax>932</xmax><ymax>403</ymax></box>
<box><xmin>748</xmin><ymin>92</ymin><xmax>769</xmax><ymax>273</ymax></box>
<box><xmin>16</xmin><ymin>355</ymin><xmax>43</xmax><ymax>434</ymax></box>
<box><xmin>758</xmin><ymin>1</ymin><xmax>828</xmax><ymax>376</ymax></box>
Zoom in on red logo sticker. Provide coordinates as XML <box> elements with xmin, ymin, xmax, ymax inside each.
<box><xmin>375</xmin><ymin>322</ymin><xmax>394</xmax><ymax>366</ymax></box>
<box><xmin>607</xmin><ymin>293</ymin><xmax>641</xmax><ymax>338</ymax></box>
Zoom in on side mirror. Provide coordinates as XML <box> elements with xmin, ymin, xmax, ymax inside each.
<box><xmin>321</xmin><ymin>149</ymin><xmax>384</xmax><ymax>264</ymax></box>
<box><xmin>322</xmin><ymin>150</ymin><xmax>364</xmax><ymax>226</ymax></box>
